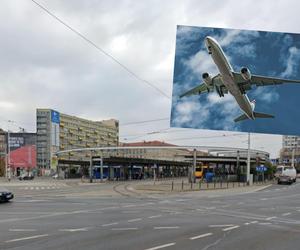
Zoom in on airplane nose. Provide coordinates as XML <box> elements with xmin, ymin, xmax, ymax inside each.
<box><xmin>205</xmin><ymin>36</ymin><xmax>212</xmax><ymax>54</ymax></box>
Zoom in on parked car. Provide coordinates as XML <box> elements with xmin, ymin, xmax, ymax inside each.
<box><xmin>19</xmin><ymin>174</ymin><xmax>34</xmax><ymax>181</ymax></box>
<box><xmin>0</xmin><ymin>187</ymin><xmax>14</xmax><ymax>202</ymax></box>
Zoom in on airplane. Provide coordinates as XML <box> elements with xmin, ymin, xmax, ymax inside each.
<box><xmin>180</xmin><ymin>36</ymin><xmax>300</xmax><ymax>122</ymax></box>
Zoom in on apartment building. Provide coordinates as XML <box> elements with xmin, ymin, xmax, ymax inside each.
<box><xmin>280</xmin><ymin>135</ymin><xmax>300</xmax><ymax>165</ymax></box>
<box><xmin>36</xmin><ymin>109</ymin><xmax>119</xmax><ymax>171</ymax></box>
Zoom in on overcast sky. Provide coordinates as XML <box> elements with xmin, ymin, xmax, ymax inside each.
<box><xmin>1</xmin><ymin>0</ymin><xmax>300</xmax><ymax>158</ymax></box>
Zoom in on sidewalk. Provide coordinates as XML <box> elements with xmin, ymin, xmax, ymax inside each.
<box><xmin>133</xmin><ymin>179</ymin><xmax>274</xmax><ymax>193</ymax></box>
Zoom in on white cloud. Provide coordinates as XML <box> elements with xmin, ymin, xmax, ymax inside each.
<box><xmin>281</xmin><ymin>46</ymin><xmax>300</xmax><ymax>77</ymax></box>
<box><xmin>252</xmin><ymin>87</ymin><xmax>280</xmax><ymax>104</ymax></box>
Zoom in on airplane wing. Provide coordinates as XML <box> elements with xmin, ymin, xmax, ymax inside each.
<box><xmin>180</xmin><ymin>74</ymin><xmax>224</xmax><ymax>98</ymax></box>
<box><xmin>233</xmin><ymin>72</ymin><xmax>300</xmax><ymax>92</ymax></box>
<box><xmin>179</xmin><ymin>83</ymin><xmax>210</xmax><ymax>98</ymax></box>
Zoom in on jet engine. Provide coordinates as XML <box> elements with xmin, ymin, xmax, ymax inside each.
<box><xmin>202</xmin><ymin>72</ymin><xmax>213</xmax><ymax>88</ymax></box>
<box><xmin>240</xmin><ymin>67</ymin><xmax>251</xmax><ymax>81</ymax></box>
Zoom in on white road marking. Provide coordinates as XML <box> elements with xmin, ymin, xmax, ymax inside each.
<box><xmin>190</xmin><ymin>232</ymin><xmax>213</xmax><ymax>240</ymax></box>
<box><xmin>122</xmin><ymin>204</ymin><xmax>136</xmax><ymax>208</ymax></box>
<box><xmin>244</xmin><ymin>222</ymin><xmax>250</xmax><ymax>225</ymax></box>
<box><xmin>9</xmin><ymin>229</ymin><xmax>37</xmax><ymax>232</ymax></box>
<box><xmin>259</xmin><ymin>222</ymin><xmax>272</xmax><ymax>225</ymax></box>
<box><xmin>250</xmin><ymin>221</ymin><xmax>258</xmax><ymax>224</ymax></box>
<box><xmin>220</xmin><ymin>205</ymin><xmax>231</xmax><ymax>208</ymax></box>
<box><xmin>265</xmin><ymin>216</ymin><xmax>277</xmax><ymax>220</ymax></box>
<box><xmin>222</xmin><ymin>225</ymin><xmax>240</xmax><ymax>231</ymax></box>
<box><xmin>102</xmin><ymin>222</ymin><xmax>118</xmax><ymax>227</ymax></box>
<box><xmin>154</xmin><ymin>226</ymin><xmax>179</xmax><ymax>230</ymax></box>
<box><xmin>260</xmin><ymin>198</ymin><xmax>268</xmax><ymax>201</ymax></box>
<box><xmin>122</xmin><ymin>211</ymin><xmax>140</xmax><ymax>214</ymax></box>
<box><xmin>59</xmin><ymin>227</ymin><xmax>90</xmax><ymax>232</ymax></box>
<box><xmin>148</xmin><ymin>215</ymin><xmax>162</xmax><ymax>219</ymax></box>
<box><xmin>209</xmin><ymin>224</ymin><xmax>234</xmax><ymax>228</ymax></box>
<box><xmin>144</xmin><ymin>242</ymin><xmax>176</xmax><ymax>250</ymax></box>
<box><xmin>128</xmin><ymin>218</ymin><xmax>142</xmax><ymax>222</ymax></box>
<box><xmin>5</xmin><ymin>234</ymin><xmax>49</xmax><ymax>243</ymax></box>
<box><xmin>282</xmin><ymin>213</ymin><xmax>291</xmax><ymax>216</ymax></box>
<box><xmin>111</xmin><ymin>228</ymin><xmax>138</xmax><ymax>231</ymax></box>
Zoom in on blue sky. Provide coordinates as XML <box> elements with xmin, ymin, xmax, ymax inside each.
<box><xmin>171</xmin><ymin>25</ymin><xmax>300</xmax><ymax>136</ymax></box>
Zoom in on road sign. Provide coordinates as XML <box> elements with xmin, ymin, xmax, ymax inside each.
<box><xmin>256</xmin><ymin>165</ymin><xmax>267</xmax><ymax>172</ymax></box>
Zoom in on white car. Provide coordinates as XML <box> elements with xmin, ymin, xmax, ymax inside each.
<box><xmin>275</xmin><ymin>166</ymin><xmax>297</xmax><ymax>184</ymax></box>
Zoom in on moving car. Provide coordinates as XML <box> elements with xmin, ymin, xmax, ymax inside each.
<box><xmin>0</xmin><ymin>187</ymin><xmax>14</xmax><ymax>202</ymax></box>
<box><xmin>275</xmin><ymin>166</ymin><xmax>297</xmax><ymax>184</ymax></box>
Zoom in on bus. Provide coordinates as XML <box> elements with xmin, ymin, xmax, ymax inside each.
<box><xmin>195</xmin><ymin>165</ymin><xmax>213</xmax><ymax>179</ymax></box>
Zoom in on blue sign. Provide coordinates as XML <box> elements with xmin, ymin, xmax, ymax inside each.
<box><xmin>256</xmin><ymin>165</ymin><xmax>267</xmax><ymax>172</ymax></box>
<box><xmin>51</xmin><ymin>110</ymin><xmax>60</xmax><ymax>124</ymax></box>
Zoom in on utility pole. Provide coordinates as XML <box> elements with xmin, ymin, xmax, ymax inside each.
<box><xmin>192</xmin><ymin>148</ymin><xmax>197</xmax><ymax>183</ymax></box>
<box><xmin>7</xmin><ymin>120</ymin><xmax>12</xmax><ymax>181</ymax></box>
<box><xmin>100</xmin><ymin>156</ymin><xmax>103</xmax><ymax>182</ymax></box>
<box><xmin>246</xmin><ymin>132</ymin><xmax>251</xmax><ymax>185</ymax></box>
<box><xmin>89</xmin><ymin>150</ymin><xmax>93</xmax><ymax>183</ymax></box>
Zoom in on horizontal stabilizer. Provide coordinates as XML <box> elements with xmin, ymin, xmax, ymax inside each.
<box><xmin>234</xmin><ymin>114</ymin><xmax>248</xmax><ymax>122</ymax></box>
<box><xmin>234</xmin><ymin>112</ymin><xmax>274</xmax><ymax>123</ymax></box>
<box><xmin>253</xmin><ymin>112</ymin><xmax>274</xmax><ymax>119</ymax></box>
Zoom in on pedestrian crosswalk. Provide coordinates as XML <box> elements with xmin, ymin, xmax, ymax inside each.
<box><xmin>19</xmin><ymin>184</ymin><xmax>67</xmax><ymax>191</ymax></box>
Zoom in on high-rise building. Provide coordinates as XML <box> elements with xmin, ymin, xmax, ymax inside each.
<box><xmin>280</xmin><ymin>135</ymin><xmax>300</xmax><ymax>165</ymax></box>
<box><xmin>36</xmin><ymin>109</ymin><xmax>119</xmax><ymax>171</ymax></box>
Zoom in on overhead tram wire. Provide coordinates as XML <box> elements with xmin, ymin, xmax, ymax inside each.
<box><xmin>121</xmin><ymin>117</ymin><xmax>170</xmax><ymax>126</ymax></box>
<box><xmin>30</xmin><ymin>0</ymin><xmax>171</xmax><ymax>99</ymax></box>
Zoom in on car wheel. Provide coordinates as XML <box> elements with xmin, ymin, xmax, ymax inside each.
<box><xmin>277</xmin><ymin>180</ymin><xmax>281</xmax><ymax>184</ymax></box>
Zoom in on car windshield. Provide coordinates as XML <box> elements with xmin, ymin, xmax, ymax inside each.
<box><xmin>276</xmin><ymin>167</ymin><xmax>283</xmax><ymax>174</ymax></box>
<box><xmin>284</xmin><ymin>166</ymin><xmax>294</xmax><ymax>170</ymax></box>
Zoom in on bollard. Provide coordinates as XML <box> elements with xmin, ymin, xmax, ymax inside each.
<box><xmin>199</xmin><ymin>181</ymin><xmax>201</xmax><ymax>190</ymax></box>
<box><xmin>233</xmin><ymin>182</ymin><xmax>235</xmax><ymax>188</ymax></box>
<box><xmin>171</xmin><ymin>181</ymin><xmax>174</xmax><ymax>191</ymax></box>
<box><xmin>191</xmin><ymin>181</ymin><xmax>193</xmax><ymax>190</ymax></box>
<box><xmin>214</xmin><ymin>180</ymin><xmax>216</xmax><ymax>189</ymax></box>
<box><xmin>227</xmin><ymin>180</ymin><xmax>229</xmax><ymax>188</ymax></box>
<box><xmin>181</xmin><ymin>180</ymin><xmax>184</xmax><ymax>191</ymax></box>
<box><xmin>207</xmin><ymin>181</ymin><xmax>209</xmax><ymax>189</ymax></box>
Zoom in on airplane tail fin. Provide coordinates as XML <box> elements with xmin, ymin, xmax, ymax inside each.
<box><xmin>234</xmin><ymin>112</ymin><xmax>274</xmax><ymax>123</ymax></box>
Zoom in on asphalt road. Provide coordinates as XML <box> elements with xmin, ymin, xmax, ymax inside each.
<box><xmin>0</xmin><ymin>180</ymin><xmax>299</xmax><ymax>250</ymax></box>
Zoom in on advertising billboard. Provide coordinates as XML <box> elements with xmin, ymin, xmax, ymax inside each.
<box><xmin>170</xmin><ymin>26</ymin><xmax>300</xmax><ymax>135</ymax></box>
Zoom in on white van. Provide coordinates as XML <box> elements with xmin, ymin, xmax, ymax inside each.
<box><xmin>275</xmin><ymin>166</ymin><xmax>297</xmax><ymax>184</ymax></box>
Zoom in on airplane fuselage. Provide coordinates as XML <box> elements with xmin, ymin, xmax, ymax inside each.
<box><xmin>205</xmin><ymin>36</ymin><xmax>255</xmax><ymax>120</ymax></box>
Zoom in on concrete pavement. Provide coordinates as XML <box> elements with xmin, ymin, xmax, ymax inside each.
<box><xmin>0</xmin><ymin>178</ymin><xmax>299</xmax><ymax>249</ymax></box>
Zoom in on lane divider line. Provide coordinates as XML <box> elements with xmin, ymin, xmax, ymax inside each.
<box><xmin>144</xmin><ymin>242</ymin><xmax>176</xmax><ymax>250</ymax></box>
<box><xmin>5</xmin><ymin>234</ymin><xmax>49</xmax><ymax>243</ymax></box>
<box><xmin>222</xmin><ymin>225</ymin><xmax>240</xmax><ymax>231</ymax></box>
<box><xmin>190</xmin><ymin>232</ymin><xmax>213</xmax><ymax>240</ymax></box>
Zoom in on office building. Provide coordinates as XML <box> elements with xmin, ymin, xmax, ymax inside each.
<box><xmin>36</xmin><ymin>109</ymin><xmax>119</xmax><ymax>172</ymax></box>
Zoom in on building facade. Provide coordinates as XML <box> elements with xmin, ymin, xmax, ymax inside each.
<box><xmin>280</xmin><ymin>135</ymin><xmax>300</xmax><ymax>166</ymax></box>
<box><xmin>36</xmin><ymin>109</ymin><xmax>119</xmax><ymax>172</ymax></box>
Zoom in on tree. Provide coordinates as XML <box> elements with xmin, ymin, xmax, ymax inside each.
<box><xmin>0</xmin><ymin>157</ymin><xmax>5</xmax><ymax>177</ymax></box>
